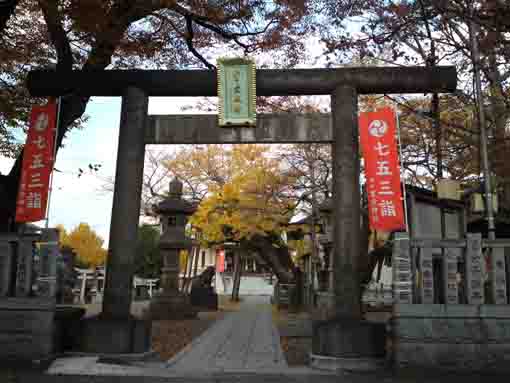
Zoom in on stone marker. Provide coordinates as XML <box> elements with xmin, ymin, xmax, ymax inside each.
<box><xmin>465</xmin><ymin>233</ymin><xmax>484</xmax><ymax>305</ymax></box>
<box><xmin>0</xmin><ymin>241</ymin><xmax>12</xmax><ymax>296</ymax></box>
<box><xmin>490</xmin><ymin>247</ymin><xmax>507</xmax><ymax>304</ymax></box>
<box><xmin>419</xmin><ymin>247</ymin><xmax>434</xmax><ymax>304</ymax></box>
<box><xmin>15</xmin><ymin>239</ymin><xmax>33</xmax><ymax>297</ymax></box>
<box><xmin>443</xmin><ymin>250</ymin><xmax>459</xmax><ymax>304</ymax></box>
<box><xmin>37</xmin><ymin>229</ymin><xmax>59</xmax><ymax>298</ymax></box>
<box><xmin>393</xmin><ymin>233</ymin><xmax>413</xmax><ymax>304</ymax></box>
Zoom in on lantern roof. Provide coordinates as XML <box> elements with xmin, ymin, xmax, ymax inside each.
<box><xmin>153</xmin><ymin>178</ymin><xmax>197</xmax><ymax>215</ymax></box>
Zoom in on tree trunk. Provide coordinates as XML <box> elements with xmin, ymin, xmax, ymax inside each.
<box><xmin>183</xmin><ymin>247</ymin><xmax>197</xmax><ymax>293</ymax></box>
<box><xmin>432</xmin><ymin>92</ymin><xmax>442</xmax><ymax>180</ymax></box>
<box><xmin>181</xmin><ymin>248</ymin><xmax>192</xmax><ymax>292</ymax></box>
<box><xmin>243</xmin><ymin>235</ymin><xmax>294</xmax><ymax>284</ymax></box>
<box><xmin>193</xmin><ymin>246</ymin><xmax>200</xmax><ymax>277</ymax></box>
<box><xmin>231</xmin><ymin>251</ymin><xmax>241</xmax><ymax>302</ymax></box>
<box><xmin>487</xmin><ymin>53</ymin><xmax>510</xmax><ymax>211</ymax></box>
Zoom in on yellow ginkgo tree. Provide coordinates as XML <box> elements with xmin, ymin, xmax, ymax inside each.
<box><xmin>189</xmin><ymin>160</ymin><xmax>296</xmax><ymax>246</ymax></box>
<box><xmin>58</xmin><ymin>223</ymin><xmax>107</xmax><ymax>268</ymax></box>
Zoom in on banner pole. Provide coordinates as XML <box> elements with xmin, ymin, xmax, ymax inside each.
<box><xmin>395</xmin><ymin>107</ymin><xmax>409</xmax><ymax>233</ymax></box>
<box><xmin>45</xmin><ymin>97</ymin><xmax>61</xmax><ymax>229</ymax></box>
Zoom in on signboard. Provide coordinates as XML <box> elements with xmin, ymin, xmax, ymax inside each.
<box><xmin>359</xmin><ymin>107</ymin><xmax>405</xmax><ymax>232</ymax></box>
<box><xmin>217</xmin><ymin>57</ymin><xmax>256</xmax><ymax>127</ymax></box>
<box><xmin>15</xmin><ymin>102</ymin><xmax>57</xmax><ymax>222</ymax></box>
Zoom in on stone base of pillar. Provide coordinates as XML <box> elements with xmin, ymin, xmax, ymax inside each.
<box><xmin>149</xmin><ymin>292</ymin><xmax>197</xmax><ymax>320</ymax></box>
<box><xmin>311</xmin><ymin>318</ymin><xmax>386</xmax><ymax>372</ymax></box>
<box><xmin>80</xmin><ymin>315</ymin><xmax>152</xmax><ymax>354</ymax></box>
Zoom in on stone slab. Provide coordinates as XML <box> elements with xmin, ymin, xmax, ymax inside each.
<box><xmin>392</xmin><ymin>304</ymin><xmax>510</xmax><ymax>372</ymax></box>
<box><xmin>393</xmin><ymin>303</ymin><xmax>510</xmax><ymax>318</ymax></box>
<box><xmin>0</xmin><ymin>297</ymin><xmax>55</xmax><ymax>360</ymax></box>
<box><xmin>146</xmin><ymin>114</ymin><xmax>332</xmax><ymax>145</ymax></box>
<box><xmin>0</xmin><ymin>333</ymin><xmax>53</xmax><ymax>360</ymax></box>
<box><xmin>309</xmin><ymin>353</ymin><xmax>385</xmax><ymax>372</ymax></box>
<box><xmin>0</xmin><ymin>297</ymin><xmax>55</xmax><ymax>311</ymax></box>
<box><xmin>0</xmin><ymin>309</ymin><xmax>53</xmax><ymax>333</ymax></box>
<box><xmin>395</xmin><ymin>342</ymin><xmax>510</xmax><ymax>372</ymax></box>
<box><xmin>312</xmin><ymin>319</ymin><xmax>386</xmax><ymax>359</ymax></box>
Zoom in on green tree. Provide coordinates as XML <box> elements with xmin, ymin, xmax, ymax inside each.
<box><xmin>134</xmin><ymin>223</ymin><xmax>161</xmax><ymax>279</ymax></box>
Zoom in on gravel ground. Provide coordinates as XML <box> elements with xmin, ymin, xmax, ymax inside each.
<box><xmin>151</xmin><ymin>311</ymin><xmax>224</xmax><ymax>361</ymax></box>
<box><xmin>279</xmin><ymin>337</ymin><xmax>312</xmax><ymax>366</ymax></box>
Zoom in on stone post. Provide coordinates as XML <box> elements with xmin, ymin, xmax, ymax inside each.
<box><xmin>311</xmin><ymin>86</ymin><xmax>386</xmax><ymax>371</ymax></box>
<box><xmin>38</xmin><ymin>228</ymin><xmax>58</xmax><ymax>298</ymax></box>
<box><xmin>102</xmin><ymin>87</ymin><xmax>148</xmax><ymax>319</ymax></box>
<box><xmin>331</xmin><ymin>85</ymin><xmax>361</xmax><ymax>318</ymax></box>
<box><xmin>16</xmin><ymin>239</ymin><xmax>33</xmax><ymax>297</ymax></box>
<box><xmin>0</xmin><ymin>241</ymin><xmax>12</xmax><ymax>296</ymax></box>
<box><xmin>466</xmin><ymin>233</ymin><xmax>484</xmax><ymax>304</ymax></box>
<box><xmin>81</xmin><ymin>87</ymin><xmax>151</xmax><ymax>354</ymax></box>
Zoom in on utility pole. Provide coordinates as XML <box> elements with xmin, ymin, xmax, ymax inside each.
<box><xmin>308</xmin><ymin>148</ymin><xmax>320</xmax><ymax>307</ymax></box>
<box><xmin>469</xmin><ymin>16</ymin><xmax>496</xmax><ymax>240</ymax></box>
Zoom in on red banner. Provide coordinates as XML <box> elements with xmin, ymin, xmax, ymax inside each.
<box><xmin>216</xmin><ymin>249</ymin><xmax>225</xmax><ymax>273</ymax></box>
<box><xmin>359</xmin><ymin>107</ymin><xmax>405</xmax><ymax>232</ymax></box>
<box><xmin>15</xmin><ymin>102</ymin><xmax>57</xmax><ymax>223</ymax></box>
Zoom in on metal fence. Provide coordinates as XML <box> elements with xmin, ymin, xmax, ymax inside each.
<box><xmin>392</xmin><ymin>232</ymin><xmax>510</xmax><ymax>305</ymax></box>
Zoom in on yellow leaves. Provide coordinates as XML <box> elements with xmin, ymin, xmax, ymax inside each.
<box><xmin>58</xmin><ymin>223</ymin><xmax>107</xmax><ymax>267</ymax></box>
<box><xmin>179</xmin><ymin>250</ymin><xmax>188</xmax><ymax>272</ymax></box>
<box><xmin>288</xmin><ymin>239</ymin><xmax>310</xmax><ymax>261</ymax></box>
<box><xmin>190</xmin><ymin>162</ymin><xmax>293</xmax><ymax>245</ymax></box>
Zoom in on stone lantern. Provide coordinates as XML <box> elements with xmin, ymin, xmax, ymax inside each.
<box><xmin>150</xmin><ymin>178</ymin><xmax>197</xmax><ymax>319</ymax></box>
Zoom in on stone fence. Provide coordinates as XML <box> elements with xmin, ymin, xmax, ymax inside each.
<box><xmin>391</xmin><ymin>232</ymin><xmax>510</xmax><ymax>372</ymax></box>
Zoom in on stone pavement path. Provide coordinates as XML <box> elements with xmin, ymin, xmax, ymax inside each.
<box><xmin>166</xmin><ymin>295</ymin><xmax>288</xmax><ymax>373</ymax></box>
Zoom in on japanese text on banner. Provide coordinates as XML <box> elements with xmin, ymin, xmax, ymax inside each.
<box><xmin>15</xmin><ymin>102</ymin><xmax>57</xmax><ymax>223</ymax></box>
<box><xmin>359</xmin><ymin>107</ymin><xmax>405</xmax><ymax>231</ymax></box>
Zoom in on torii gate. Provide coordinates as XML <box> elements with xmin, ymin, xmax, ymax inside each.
<box><xmin>28</xmin><ymin>66</ymin><xmax>456</xmax><ymax>362</ymax></box>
